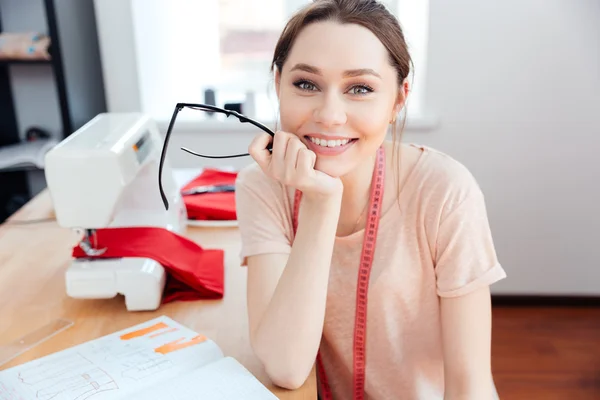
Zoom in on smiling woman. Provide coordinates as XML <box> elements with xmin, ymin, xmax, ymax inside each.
<box><xmin>235</xmin><ymin>1</ymin><xmax>506</xmax><ymax>399</ymax></box>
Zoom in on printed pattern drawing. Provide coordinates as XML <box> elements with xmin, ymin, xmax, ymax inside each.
<box><xmin>16</xmin><ymin>353</ymin><xmax>118</xmax><ymax>400</ymax></box>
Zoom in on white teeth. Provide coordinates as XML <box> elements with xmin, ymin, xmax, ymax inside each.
<box><xmin>309</xmin><ymin>137</ymin><xmax>350</xmax><ymax>148</ymax></box>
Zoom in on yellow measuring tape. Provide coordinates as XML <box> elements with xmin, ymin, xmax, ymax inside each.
<box><xmin>0</xmin><ymin>319</ymin><xmax>74</xmax><ymax>367</ymax></box>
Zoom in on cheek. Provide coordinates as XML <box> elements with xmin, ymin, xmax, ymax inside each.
<box><xmin>349</xmin><ymin>105</ymin><xmax>391</xmax><ymax>140</ymax></box>
<box><xmin>278</xmin><ymin>92</ymin><xmax>309</xmax><ymax>131</ymax></box>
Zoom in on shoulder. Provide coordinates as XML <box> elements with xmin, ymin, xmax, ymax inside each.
<box><xmin>235</xmin><ymin>162</ymin><xmax>293</xmax><ymax>212</ymax></box>
<box><xmin>236</xmin><ymin>162</ymin><xmax>267</xmax><ymax>186</ymax></box>
<box><xmin>236</xmin><ymin>163</ymin><xmax>282</xmax><ymax>194</ymax></box>
<box><xmin>235</xmin><ymin>164</ymin><xmax>295</xmax><ymax>260</ymax></box>
<box><xmin>404</xmin><ymin>144</ymin><xmax>485</xmax><ymax>216</ymax></box>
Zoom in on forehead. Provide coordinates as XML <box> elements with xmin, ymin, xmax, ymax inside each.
<box><xmin>284</xmin><ymin>20</ymin><xmax>392</xmax><ymax>76</ymax></box>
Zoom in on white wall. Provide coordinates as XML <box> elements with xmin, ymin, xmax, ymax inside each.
<box><xmin>417</xmin><ymin>0</ymin><xmax>600</xmax><ymax>295</ymax></box>
<box><xmin>95</xmin><ymin>0</ymin><xmax>600</xmax><ymax>295</ymax></box>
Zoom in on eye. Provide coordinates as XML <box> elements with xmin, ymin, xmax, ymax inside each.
<box><xmin>348</xmin><ymin>85</ymin><xmax>374</xmax><ymax>95</ymax></box>
<box><xmin>293</xmin><ymin>79</ymin><xmax>318</xmax><ymax>92</ymax></box>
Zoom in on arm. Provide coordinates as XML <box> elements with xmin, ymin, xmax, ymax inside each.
<box><xmin>431</xmin><ymin>165</ymin><xmax>507</xmax><ymax>399</ymax></box>
<box><xmin>441</xmin><ymin>286</ymin><xmax>496</xmax><ymax>400</ymax></box>
<box><xmin>247</xmin><ymin>195</ymin><xmax>341</xmax><ymax>390</ymax></box>
<box><xmin>242</xmin><ymin>131</ymin><xmax>344</xmax><ymax>389</ymax></box>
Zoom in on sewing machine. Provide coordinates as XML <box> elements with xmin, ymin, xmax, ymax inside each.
<box><xmin>44</xmin><ymin>113</ymin><xmax>187</xmax><ymax>311</ymax></box>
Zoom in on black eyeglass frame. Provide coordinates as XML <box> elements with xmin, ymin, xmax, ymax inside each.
<box><xmin>158</xmin><ymin>102</ymin><xmax>275</xmax><ymax>210</ymax></box>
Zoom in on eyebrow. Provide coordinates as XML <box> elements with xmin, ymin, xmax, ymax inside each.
<box><xmin>290</xmin><ymin>63</ymin><xmax>382</xmax><ymax>79</ymax></box>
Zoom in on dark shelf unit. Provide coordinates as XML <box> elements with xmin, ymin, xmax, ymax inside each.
<box><xmin>0</xmin><ymin>0</ymin><xmax>106</xmax><ymax>222</ymax></box>
<box><xmin>0</xmin><ymin>59</ymin><xmax>52</xmax><ymax>65</ymax></box>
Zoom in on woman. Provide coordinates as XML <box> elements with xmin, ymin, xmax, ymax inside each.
<box><xmin>235</xmin><ymin>0</ymin><xmax>506</xmax><ymax>398</ymax></box>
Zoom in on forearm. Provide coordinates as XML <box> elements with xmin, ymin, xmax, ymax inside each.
<box><xmin>252</xmin><ymin>195</ymin><xmax>341</xmax><ymax>388</ymax></box>
<box><xmin>443</xmin><ymin>375</ymin><xmax>496</xmax><ymax>400</ymax></box>
<box><xmin>441</xmin><ymin>288</ymin><xmax>496</xmax><ymax>400</ymax></box>
<box><xmin>444</xmin><ymin>388</ymin><xmax>495</xmax><ymax>400</ymax></box>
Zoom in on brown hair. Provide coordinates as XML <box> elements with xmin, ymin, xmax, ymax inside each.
<box><xmin>270</xmin><ymin>0</ymin><xmax>413</xmax><ymax>200</ymax></box>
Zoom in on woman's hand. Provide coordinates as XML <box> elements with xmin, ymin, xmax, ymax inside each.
<box><xmin>248</xmin><ymin>131</ymin><xmax>343</xmax><ymax>201</ymax></box>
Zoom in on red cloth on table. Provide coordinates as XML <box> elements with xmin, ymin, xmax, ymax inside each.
<box><xmin>71</xmin><ymin>227</ymin><xmax>224</xmax><ymax>303</ymax></box>
<box><xmin>181</xmin><ymin>168</ymin><xmax>238</xmax><ymax>220</ymax></box>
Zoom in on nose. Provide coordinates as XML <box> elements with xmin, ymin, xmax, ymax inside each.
<box><xmin>313</xmin><ymin>92</ymin><xmax>347</xmax><ymax>128</ymax></box>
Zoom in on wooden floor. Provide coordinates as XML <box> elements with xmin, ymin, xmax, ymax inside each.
<box><xmin>491</xmin><ymin>305</ymin><xmax>600</xmax><ymax>400</ymax></box>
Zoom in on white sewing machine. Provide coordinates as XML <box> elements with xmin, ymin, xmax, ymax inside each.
<box><xmin>44</xmin><ymin>113</ymin><xmax>187</xmax><ymax>311</ymax></box>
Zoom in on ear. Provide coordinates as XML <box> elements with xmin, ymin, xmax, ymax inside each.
<box><xmin>392</xmin><ymin>78</ymin><xmax>410</xmax><ymax>118</ymax></box>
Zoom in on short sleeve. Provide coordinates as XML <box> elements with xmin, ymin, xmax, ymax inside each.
<box><xmin>235</xmin><ymin>164</ymin><xmax>294</xmax><ymax>266</ymax></box>
<box><xmin>434</xmin><ymin>183</ymin><xmax>507</xmax><ymax>298</ymax></box>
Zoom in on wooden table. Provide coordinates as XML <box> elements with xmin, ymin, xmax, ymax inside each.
<box><xmin>0</xmin><ymin>190</ymin><xmax>316</xmax><ymax>399</ymax></box>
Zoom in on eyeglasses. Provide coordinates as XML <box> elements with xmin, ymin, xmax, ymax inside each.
<box><xmin>158</xmin><ymin>103</ymin><xmax>275</xmax><ymax>210</ymax></box>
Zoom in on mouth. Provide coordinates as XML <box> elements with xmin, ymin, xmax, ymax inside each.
<box><xmin>303</xmin><ymin>135</ymin><xmax>358</xmax><ymax>155</ymax></box>
<box><xmin>304</xmin><ymin>135</ymin><xmax>358</xmax><ymax>148</ymax></box>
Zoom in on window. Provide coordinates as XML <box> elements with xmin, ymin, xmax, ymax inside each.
<box><xmin>129</xmin><ymin>0</ymin><xmax>429</xmax><ymax>127</ymax></box>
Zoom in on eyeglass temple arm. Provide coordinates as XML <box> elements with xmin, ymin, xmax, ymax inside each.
<box><xmin>229</xmin><ymin>110</ymin><xmax>275</xmax><ymax>138</ymax></box>
<box><xmin>180</xmin><ymin>102</ymin><xmax>275</xmax><ymax>142</ymax></box>
<box><xmin>158</xmin><ymin>105</ymin><xmax>182</xmax><ymax>210</ymax></box>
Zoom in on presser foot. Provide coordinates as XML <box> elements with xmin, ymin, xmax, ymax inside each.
<box><xmin>65</xmin><ymin>257</ymin><xmax>166</xmax><ymax>311</ymax></box>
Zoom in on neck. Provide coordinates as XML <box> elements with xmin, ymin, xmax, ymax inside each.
<box><xmin>336</xmin><ymin>150</ymin><xmax>378</xmax><ymax>235</ymax></box>
<box><xmin>340</xmin><ymin>153</ymin><xmax>377</xmax><ymax>202</ymax></box>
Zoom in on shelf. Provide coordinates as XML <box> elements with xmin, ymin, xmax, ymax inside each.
<box><xmin>0</xmin><ymin>59</ymin><xmax>52</xmax><ymax>66</ymax></box>
<box><xmin>0</xmin><ymin>0</ymin><xmax>107</xmax><ymax>222</ymax></box>
<box><xmin>0</xmin><ymin>165</ymin><xmax>43</xmax><ymax>173</ymax></box>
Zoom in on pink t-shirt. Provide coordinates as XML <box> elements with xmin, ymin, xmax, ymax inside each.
<box><xmin>235</xmin><ymin>143</ymin><xmax>507</xmax><ymax>399</ymax></box>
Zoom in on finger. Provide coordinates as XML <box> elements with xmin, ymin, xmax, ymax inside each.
<box><xmin>285</xmin><ymin>136</ymin><xmax>306</xmax><ymax>178</ymax></box>
<box><xmin>248</xmin><ymin>132</ymin><xmax>273</xmax><ymax>171</ymax></box>
<box><xmin>297</xmin><ymin>148</ymin><xmax>316</xmax><ymax>177</ymax></box>
<box><xmin>270</xmin><ymin>131</ymin><xmax>291</xmax><ymax>174</ymax></box>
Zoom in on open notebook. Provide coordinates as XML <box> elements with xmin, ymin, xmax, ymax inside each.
<box><xmin>0</xmin><ymin>316</ymin><xmax>278</xmax><ymax>400</ymax></box>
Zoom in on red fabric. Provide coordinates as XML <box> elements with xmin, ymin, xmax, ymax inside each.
<box><xmin>71</xmin><ymin>227</ymin><xmax>224</xmax><ymax>303</ymax></box>
<box><xmin>181</xmin><ymin>168</ymin><xmax>238</xmax><ymax>220</ymax></box>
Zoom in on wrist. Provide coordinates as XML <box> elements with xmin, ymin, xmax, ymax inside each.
<box><xmin>302</xmin><ymin>180</ymin><xmax>343</xmax><ymax>203</ymax></box>
<box><xmin>301</xmin><ymin>190</ymin><xmax>342</xmax><ymax>212</ymax></box>
<box><xmin>299</xmin><ymin>198</ymin><xmax>342</xmax><ymax>231</ymax></box>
